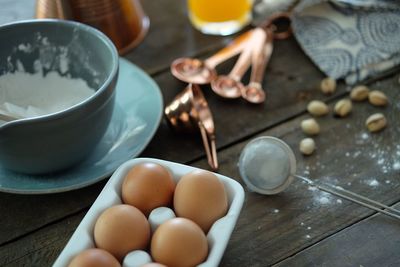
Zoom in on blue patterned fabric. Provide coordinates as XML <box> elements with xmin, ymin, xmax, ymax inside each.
<box><xmin>292</xmin><ymin>0</ymin><xmax>400</xmax><ymax>84</ymax></box>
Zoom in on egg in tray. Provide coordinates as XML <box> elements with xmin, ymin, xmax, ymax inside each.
<box><xmin>54</xmin><ymin>158</ymin><xmax>245</xmax><ymax>267</ymax></box>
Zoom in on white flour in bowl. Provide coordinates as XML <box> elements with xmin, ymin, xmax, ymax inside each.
<box><xmin>0</xmin><ymin>71</ymin><xmax>95</xmax><ymax>123</ymax></box>
<box><xmin>1</xmin><ymin>33</ymin><xmax>99</xmax><ymax>125</ymax></box>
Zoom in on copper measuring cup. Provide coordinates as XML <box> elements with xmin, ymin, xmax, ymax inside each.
<box><xmin>164</xmin><ymin>84</ymin><xmax>218</xmax><ymax>170</ymax></box>
<box><xmin>35</xmin><ymin>0</ymin><xmax>149</xmax><ymax>55</ymax></box>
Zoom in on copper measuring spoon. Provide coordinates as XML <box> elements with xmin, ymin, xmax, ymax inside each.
<box><xmin>242</xmin><ymin>13</ymin><xmax>292</xmax><ymax>104</ymax></box>
<box><xmin>241</xmin><ymin>30</ymin><xmax>272</xmax><ymax>103</ymax></box>
<box><xmin>211</xmin><ymin>28</ymin><xmax>266</xmax><ymax>99</ymax></box>
<box><xmin>170</xmin><ymin>30</ymin><xmax>253</xmax><ymax>85</ymax></box>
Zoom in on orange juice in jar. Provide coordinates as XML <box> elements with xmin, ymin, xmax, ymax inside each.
<box><xmin>187</xmin><ymin>0</ymin><xmax>252</xmax><ymax>35</ymax></box>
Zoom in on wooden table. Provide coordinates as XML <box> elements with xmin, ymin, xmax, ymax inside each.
<box><xmin>1</xmin><ymin>1</ymin><xmax>400</xmax><ymax>266</ymax></box>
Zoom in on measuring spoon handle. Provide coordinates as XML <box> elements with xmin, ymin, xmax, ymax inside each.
<box><xmin>249</xmin><ymin>29</ymin><xmax>273</xmax><ymax>85</ymax></box>
<box><xmin>228</xmin><ymin>29</ymin><xmax>264</xmax><ymax>81</ymax></box>
<box><xmin>204</xmin><ymin>30</ymin><xmax>253</xmax><ymax>68</ymax></box>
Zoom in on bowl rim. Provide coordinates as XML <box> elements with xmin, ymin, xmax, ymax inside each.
<box><xmin>0</xmin><ymin>19</ymin><xmax>119</xmax><ymax>130</ymax></box>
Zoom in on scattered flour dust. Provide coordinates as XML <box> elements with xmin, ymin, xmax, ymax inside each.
<box><xmin>393</xmin><ymin>162</ymin><xmax>400</xmax><ymax>171</ymax></box>
<box><xmin>366</xmin><ymin>179</ymin><xmax>380</xmax><ymax>187</ymax></box>
<box><xmin>361</xmin><ymin>133</ymin><xmax>369</xmax><ymax>140</ymax></box>
<box><xmin>318</xmin><ymin>196</ymin><xmax>331</xmax><ymax>205</ymax></box>
<box><xmin>0</xmin><ymin>71</ymin><xmax>95</xmax><ymax>121</ymax></box>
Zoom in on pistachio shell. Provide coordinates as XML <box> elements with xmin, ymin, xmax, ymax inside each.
<box><xmin>301</xmin><ymin>118</ymin><xmax>320</xmax><ymax>135</ymax></box>
<box><xmin>366</xmin><ymin>113</ymin><xmax>387</xmax><ymax>132</ymax></box>
<box><xmin>320</xmin><ymin>77</ymin><xmax>336</xmax><ymax>94</ymax></box>
<box><xmin>350</xmin><ymin>85</ymin><xmax>369</xmax><ymax>101</ymax></box>
<box><xmin>334</xmin><ymin>99</ymin><xmax>352</xmax><ymax>117</ymax></box>
<box><xmin>307</xmin><ymin>100</ymin><xmax>329</xmax><ymax>116</ymax></box>
<box><xmin>368</xmin><ymin>90</ymin><xmax>388</xmax><ymax>106</ymax></box>
<box><xmin>299</xmin><ymin>138</ymin><xmax>316</xmax><ymax>156</ymax></box>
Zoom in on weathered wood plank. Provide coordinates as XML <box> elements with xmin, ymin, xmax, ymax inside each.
<box><xmin>274</xmin><ymin>203</ymin><xmax>400</xmax><ymax>267</ymax></box>
<box><xmin>0</xmin><ymin>211</ymin><xmax>84</xmax><ymax>267</ymax></box>
<box><xmin>0</xmin><ymin>182</ymin><xmax>105</xmax><ymax>244</ymax></box>
<box><xmin>1</xmin><ymin>75</ymin><xmax>398</xmax><ymax>266</ymax></box>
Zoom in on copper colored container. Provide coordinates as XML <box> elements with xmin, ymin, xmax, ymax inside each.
<box><xmin>165</xmin><ymin>84</ymin><xmax>218</xmax><ymax>170</ymax></box>
<box><xmin>36</xmin><ymin>0</ymin><xmax>63</xmax><ymax>18</ymax></box>
<box><xmin>35</xmin><ymin>0</ymin><xmax>149</xmax><ymax>55</ymax></box>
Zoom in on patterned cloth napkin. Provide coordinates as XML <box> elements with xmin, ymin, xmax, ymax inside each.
<box><xmin>291</xmin><ymin>0</ymin><xmax>400</xmax><ymax>84</ymax></box>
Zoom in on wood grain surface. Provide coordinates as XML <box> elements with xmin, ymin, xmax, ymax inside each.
<box><xmin>274</xmin><ymin>203</ymin><xmax>400</xmax><ymax>267</ymax></box>
<box><xmin>1</xmin><ymin>1</ymin><xmax>400</xmax><ymax>267</ymax></box>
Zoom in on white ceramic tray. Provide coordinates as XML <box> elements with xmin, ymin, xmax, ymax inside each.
<box><xmin>53</xmin><ymin>158</ymin><xmax>245</xmax><ymax>267</ymax></box>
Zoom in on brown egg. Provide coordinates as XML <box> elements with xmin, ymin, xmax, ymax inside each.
<box><xmin>122</xmin><ymin>162</ymin><xmax>175</xmax><ymax>216</ymax></box>
<box><xmin>140</xmin><ymin>263</ymin><xmax>167</xmax><ymax>267</ymax></box>
<box><xmin>151</xmin><ymin>218</ymin><xmax>208</xmax><ymax>267</ymax></box>
<box><xmin>68</xmin><ymin>248</ymin><xmax>120</xmax><ymax>267</ymax></box>
<box><xmin>174</xmin><ymin>170</ymin><xmax>228</xmax><ymax>232</ymax></box>
<box><xmin>94</xmin><ymin>204</ymin><xmax>150</xmax><ymax>261</ymax></box>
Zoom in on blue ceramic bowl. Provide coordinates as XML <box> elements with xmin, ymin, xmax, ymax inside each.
<box><xmin>0</xmin><ymin>20</ymin><xmax>119</xmax><ymax>174</ymax></box>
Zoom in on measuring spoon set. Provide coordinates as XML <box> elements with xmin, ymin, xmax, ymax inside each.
<box><xmin>165</xmin><ymin>14</ymin><xmax>291</xmax><ymax>170</ymax></box>
<box><xmin>170</xmin><ymin>13</ymin><xmax>291</xmax><ymax>104</ymax></box>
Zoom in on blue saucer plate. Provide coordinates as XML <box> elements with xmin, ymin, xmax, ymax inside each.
<box><xmin>0</xmin><ymin>58</ymin><xmax>163</xmax><ymax>194</ymax></box>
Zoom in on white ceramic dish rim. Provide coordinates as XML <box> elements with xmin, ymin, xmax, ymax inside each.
<box><xmin>53</xmin><ymin>158</ymin><xmax>245</xmax><ymax>267</ymax></box>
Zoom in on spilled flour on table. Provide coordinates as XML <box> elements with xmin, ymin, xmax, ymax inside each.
<box><xmin>306</xmin><ymin>184</ymin><xmax>341</xmax><ymax>206</ymax></box>
<box><xmin>365</xmin><ymin>179</ymin><xmax>380</xmax><ymax>187</ymax></box>
<box><xmin>300</xmin><ymin>123</ymin><xmax>400</xmax><ymax>200</ymax></box>
<box><xmin>299</xmin><ymin>222</ymin><xmax>314</xmax><ymax>239</ymax></box>
<box><xmin>290</xmin><ymin>77</ymin><xmax>400</xmax><ymax>245</ymax></box>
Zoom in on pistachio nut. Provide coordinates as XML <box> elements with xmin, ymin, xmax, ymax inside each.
<box><xmin>350</xmin><ymin>85</ymin><xmax>369</xmax><ymax>101</ymax></box>
<box><xmin>366</xmin><ymin>113</ymin><xmax>387</xmax><ymax>132</ymax></box>
<box><xmin>334</xmin><ymin>99</ymin><xmax>352</xmax><ymax>117</ymax></box>
<box><xmin>299</xmin><ymin>138</ymin><xmax>316</xmax><ymax>156</ymax></box>
<box><xmin>307</xmin><ymin>100</ymin><xmax>329</xmax><ymax>116</ymax></box>
<box><xmin>320</xmin><ymin>77</ymin><xmax>336</xmax><ymax>94</ymax></box>
<box><xmin>368</xmin><ymin>90</ymin><xmax>388</xmax><ymax>106</ymax></box>
<box><xmin>301</xmin><ymin>118</ymin><xmax>320</xmax><ymax>135</ymax></box>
